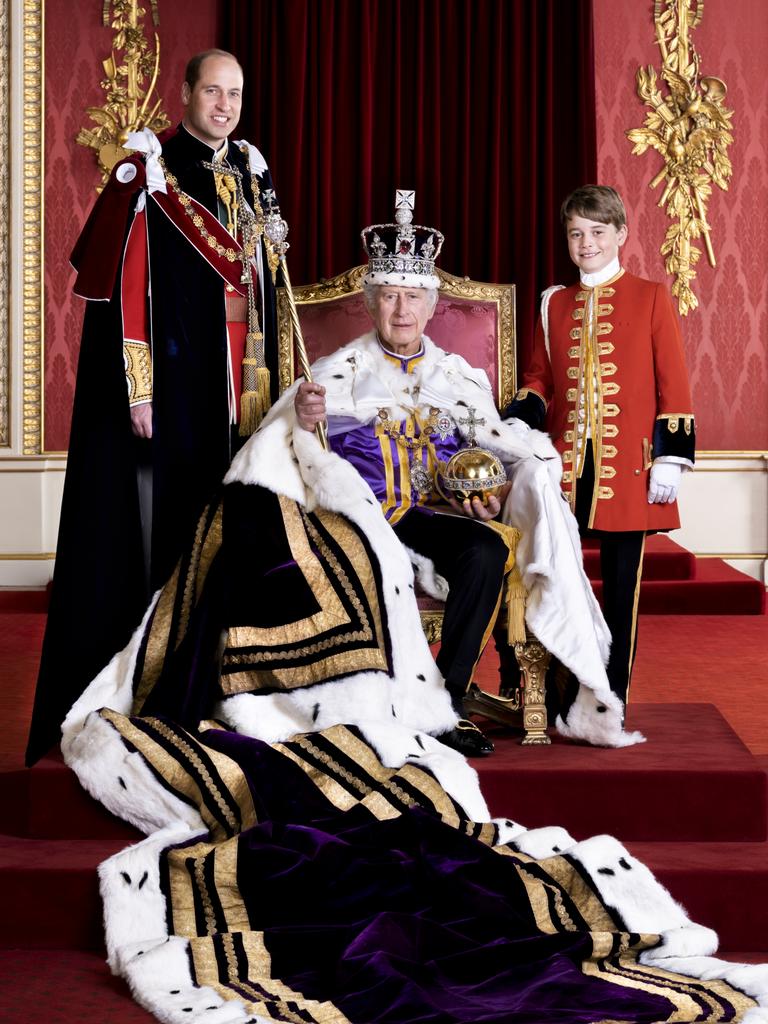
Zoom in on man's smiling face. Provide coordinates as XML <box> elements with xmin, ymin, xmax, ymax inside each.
<box><xmin>181</xmin><ymin>55</ymin><xmax>243</xmax><ymax>149</ymax></box>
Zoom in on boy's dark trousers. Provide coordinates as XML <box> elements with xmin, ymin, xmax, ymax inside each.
<box><xmin>573</xmin><ymin>442</ymin><xmax>645</xmax><ymax>705</ymax></box>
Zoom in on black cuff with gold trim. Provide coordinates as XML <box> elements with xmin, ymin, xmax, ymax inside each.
<box><xmin>502</xmin><ymin>389</ymin><xmax>547</xmax><ymax>430</ymax></box>
<box><xmin>653</xmin><ymin>415</ymin><xmax>695</xmax><ymax>462</ymax></box>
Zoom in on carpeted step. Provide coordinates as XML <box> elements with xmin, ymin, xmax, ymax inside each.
<box><xmin>630</xmin><ymin>840</ymin><xmax>768</xmax><ymax>953</ymax></box>
<box><xmin>476</xmin><ymin>704</ymin><xmax>767</xmax><ymax>842</ymax></box>
<box><xmin>1</xmin><ymin>949</ymin><xmax>766</xmax><ymax>1024</ymax></box>
<box><xmin>590</xmin><ymin>557</ymin><xmax>766</xmax><ymax>614</ymax></box>
<box><xmin>5</xmin><ymin>706</ymin><xmax>765</xmax><ymax>845</ymax></box>
<box><xmin>0</xmin><ymin>589</ymin><xmax>48</xmax><ymax>613</ymax></box>
<box><xmin>0</xmin><ymin>834</ymin><xmax>126</xmax><ymax>950</ymax></box>
<box><xmin>0</xmin><ymin>949</ymin><xmax>153</xmax><ymax>1022</ymax></box>
<box><xmin>0</xmin><ymin>752</ymin><xmax>142</xmax><ymax>840</ymax></box>
<box><xmin>582</xmin><ymin>535</ymin><xmax>696</xmax><ymax>581</ymax></box>
<box><xmin>2</xmin><ymin>831</ymin><xmax>766</xmax><ymax>957</ymax></box>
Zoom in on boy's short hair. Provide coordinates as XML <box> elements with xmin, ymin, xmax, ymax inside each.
<box><xmin>560</xmin><ymin>185</ymin><xmax>627</xmax><ymax>230</ymax></box>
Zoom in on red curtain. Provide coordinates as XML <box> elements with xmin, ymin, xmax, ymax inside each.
<box><xmin>223</xmin><ymin>0</ymin><xmax>596</xmax><ymax>364</ymax></box>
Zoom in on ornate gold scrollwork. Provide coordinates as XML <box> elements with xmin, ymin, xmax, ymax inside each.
<box><xmin>513</xmin><ymin>638</ymin><xmax>552</xmax><ymax>746</ymax></box>
<box><xmin>76</xmin><ymin>0</ymin><xmax>170</xmax><ymax>186</ymax></box>
<box><xmin>418</xmin><ymin>610</ymin><xmax>444</xmax><ymax>646</ymax></box>
<box><xmin>461</xmin><ymin>633</ymin><xmax>551</xmax><ymax>747</ymax></box>
<box><xmin>626</xmin><ymin>0</ymin><xmax>734</xmax><ymax>316</ymax></box>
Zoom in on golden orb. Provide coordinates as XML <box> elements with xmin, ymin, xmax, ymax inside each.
<box><xmin>439</xmin><ymin>446</ymin><xmax>507</xmax><ymax>504</ymax></box>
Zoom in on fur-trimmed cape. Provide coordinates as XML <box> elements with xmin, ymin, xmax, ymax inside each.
<box><xmin>59</xmin><ymin>332</ymin><xmax>768</xmax><ymax>1023</ymax></box>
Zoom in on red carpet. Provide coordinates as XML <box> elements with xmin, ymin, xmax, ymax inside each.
<box><xmin>584</xmin><ymin>536</ymin><xmax>766</xmax><ymax>614</ymax></box>
<box><xmin>0</xmin><ymin>549</ymin><xmax>766</xmax><ymax>1019</ymax></box>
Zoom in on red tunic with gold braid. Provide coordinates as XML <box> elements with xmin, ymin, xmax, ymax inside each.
<box><xmin>512</xmin><ymin>269</ymin><xmax>695</xmax><ymax>532</ymax></box>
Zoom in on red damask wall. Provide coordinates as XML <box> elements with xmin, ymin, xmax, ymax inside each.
<box><xmin>594</xmin><ymin>0</ymin><xmax>768</xmax><ymax>452</ymax></box>
<box><xmin>44</xmin><ymin>2</ymin><xmax>767</xmax><ymax>453</ymax></box>
<box><xmin>43</xmin><ymin>0</ymin><xmax>221</xmax><ymax>451</ymax></box>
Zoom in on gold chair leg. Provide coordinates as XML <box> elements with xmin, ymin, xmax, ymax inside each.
<box><xmin>512</xmin><ymin>638</ymin><xmax>551</xmax><ymax>745</ymax></box>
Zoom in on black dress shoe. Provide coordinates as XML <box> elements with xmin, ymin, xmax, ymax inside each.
<box><xmin>437</xmin><ymin>719</ymin><xmax>495</xmax><ymax>757</ymax></box>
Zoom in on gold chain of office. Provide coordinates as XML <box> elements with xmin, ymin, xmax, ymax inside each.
<box><xmin>158</xmin><ymin>157</ymin><xmax>262</xmax><ymax>266</ymax></box>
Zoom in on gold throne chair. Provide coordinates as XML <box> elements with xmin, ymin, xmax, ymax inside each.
<box><xmin>276</xmin><ymin>265</ymin><xmax>551</xmax><ymax>744</ymax></box>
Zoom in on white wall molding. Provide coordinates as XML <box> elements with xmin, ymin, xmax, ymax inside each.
<box><xmin>671</xmin><ymin>452</ymin><xmax>768</xmax><ymax>587</ymax></box>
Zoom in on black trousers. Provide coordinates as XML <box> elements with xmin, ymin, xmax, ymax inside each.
<box><xmin>393</xmin><ymin>508</ymin><xmax>508</xmax><ymax>712</ymax></box>
<box><xmin>574</xmin><ymin>443</ymin><xmax>645</xmax><ymax>704</ymax></box>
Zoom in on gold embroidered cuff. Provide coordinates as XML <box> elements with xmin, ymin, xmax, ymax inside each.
<box><xmin>124</xmin><ymin>340</ymin><xmax>153</xmax><ymax>405</ymax></box>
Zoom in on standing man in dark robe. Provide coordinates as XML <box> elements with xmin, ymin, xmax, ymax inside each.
<box><xmin>26</xmin><ymin>49</ymin><xmax>281</xmax><ymax>765</ymax></box>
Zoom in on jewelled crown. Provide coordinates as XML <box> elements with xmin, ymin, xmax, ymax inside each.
<box><xmin>361</xmin><ymin>190</ymin><xmax>445</xmax><ymax>289</ymax></box>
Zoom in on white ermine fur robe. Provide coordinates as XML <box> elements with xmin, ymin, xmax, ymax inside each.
<box><xmin>60</xmin><ymin>333</ymin><xmax>768</xmax><ymax>1023</ymax></box>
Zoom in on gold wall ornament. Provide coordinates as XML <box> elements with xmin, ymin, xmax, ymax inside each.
<box><xmin>626</xmin><ymin>0</ymin><xmax>734</xmax><ymax>315</ymax></box>
<box><xmin>77</xmin><ymin>0</ymin><xmax>170</xmax><ymax>185</ymax></box>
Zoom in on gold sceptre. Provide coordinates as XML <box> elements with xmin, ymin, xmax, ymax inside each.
<box><xmin>262</xmin><ymin>196</ymin><xmax>329</xmax><ymax>451</ymax></box>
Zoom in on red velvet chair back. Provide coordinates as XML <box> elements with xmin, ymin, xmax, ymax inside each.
<box><xmin>277</xmin><ymin>266</ymin><xmax>516</xmax><ymax>410</ymax></box>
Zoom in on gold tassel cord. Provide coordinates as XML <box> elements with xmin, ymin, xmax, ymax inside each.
<box><xmin>505</xmin><ymin>567</ymin><xmax>527</xmax><ymax>645</ymax></box>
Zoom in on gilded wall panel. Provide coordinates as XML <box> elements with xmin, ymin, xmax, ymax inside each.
<box><xmin>0</xmin><ymin>0</ymin><xmax>9</xmax><ymax>447</ymax></box>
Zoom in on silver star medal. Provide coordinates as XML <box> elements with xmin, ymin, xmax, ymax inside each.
<box><xmin>410</xmin><ymin>459</ymin><xmax>433</xmax><ymax>498</ymax></box>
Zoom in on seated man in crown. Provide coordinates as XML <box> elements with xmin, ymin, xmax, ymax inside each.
<box><xmin>63</xmin><ymin>194</ymin><xmax>641</xmax><ymax>774</ymax></box>
<box><xmin>289</xmin><ymin>192</ymin><xmax>638</xmax><ymax>754</ymax></box>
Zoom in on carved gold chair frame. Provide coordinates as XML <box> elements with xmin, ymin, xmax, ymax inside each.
<box><xmin>277</xmin><ymin>265</ymin><xmax>551</xmax><ymax>744</ymax></box>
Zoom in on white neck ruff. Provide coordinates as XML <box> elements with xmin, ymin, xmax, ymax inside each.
<box><xmin>580</xmin><ymin>256</ymin><xmax>621</xmax><ymax>288</ymax></box>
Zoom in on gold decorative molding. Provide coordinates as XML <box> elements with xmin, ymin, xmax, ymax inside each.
<box><xmin>696</xmin><ymin>451</ymin><xmax>768</xmax><ymax>458</ymax></box>
<box><xmin>0</xmin><ymin>552</ymin><xmax>56</xmax><ymax>560</ymax></box>
<box><xmin>277</xmin><ymin>265</ymin><xmax>517</xmax><ymax>409</ymax></box>
<box><xmin>627</xmin><ymin>0</ymin><xmax>734</xmax><ymax>315</ymax></box>
<box><xmin>0</xmin><ymin>0</ymin><xmax>9</xmax><ymax>447</ymax></box>
<box><xmin>77</xmin><ymin>0</ymin><xmax>170</xmax><ymax>185</ymax></box>
<box><xmin>22</xmin><ymin>0</ymin><xmax>43</xmax><ymax>456</ymax></box>
<box><xmin>694</xmin><ymin>552</ymin><xmax>768</xmax><ymax>560</ymax></box>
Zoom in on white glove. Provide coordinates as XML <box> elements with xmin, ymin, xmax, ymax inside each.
<box><xmin>648</xmin><ymin>461</ymin><xmax>682</xmax><ymax>504</ymax></box>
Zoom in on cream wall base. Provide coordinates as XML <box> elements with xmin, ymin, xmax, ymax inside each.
<box><xmin>670</xmin><ymin>453</ymin><xmax>768</xmax><ymax>588</ymax></box>
<box><xmin>0</xmin><ymin>460</ymin><xmax>65</xmax><ymax>587</ymax></box>
<box><xmin>2</xmin><ymin>454</ymin><xmax>766</xmax><ymax>591</ymax></box>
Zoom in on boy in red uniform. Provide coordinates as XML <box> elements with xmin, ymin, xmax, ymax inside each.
<box><xmin>505</xmin><ymin>185</ymin><xmax>695</xmax><ymax>705</ymax></box>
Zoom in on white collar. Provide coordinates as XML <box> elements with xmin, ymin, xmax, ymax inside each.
<box><xmin>179</xmin><ymin>122</ymin><xmax>229</xmax><ymax>159</ymax></box>
<box><xmin>580</xmin><ymin>257</ymin><xmax>621</xmax><ymax>288</ymax></box>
